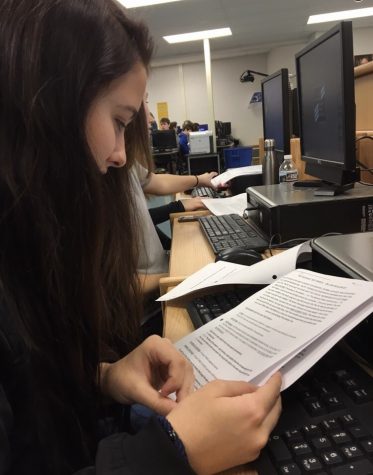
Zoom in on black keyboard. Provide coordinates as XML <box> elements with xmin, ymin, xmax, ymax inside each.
<box><xmin>255</xmin><ymin>348</ymin><xmax>373</xmax><ymax>475</ymax></box>
<box><xmin>185</xmin><ymin>289</ymin><xmax>373</xmax><ymax>474</ymax></box>
<box><xmin>191</xmin><ymin>186</ymin><xmax>220</xmax><ymax>198</ymax></box>
<box><xmin>198</xmin><ymin>213</ymin><xmax>268</xmax><ymax>253</ymax></box>
<box><xmin>186</xmin><ymin>286</ymin><xmax>264</xmax><ymax>328</ymax></box>
<box><xmin>152</xmin><ymin>147</ymin><xmax>177</xmax><ymax>153</ymax></box>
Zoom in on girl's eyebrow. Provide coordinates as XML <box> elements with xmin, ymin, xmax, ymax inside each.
<box><xmin>117</xmin><ymin>105</ymin><xmax>138</xmax><ymax>119</ymax></box>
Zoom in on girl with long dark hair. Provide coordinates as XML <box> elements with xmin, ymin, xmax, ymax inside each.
<box><xmin>0</xmin><ymin>1</ymin><xmax>281</xmax><ymax>473</ymax></box>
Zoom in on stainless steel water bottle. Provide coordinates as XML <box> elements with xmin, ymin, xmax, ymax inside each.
<box><xmin>263</xmin><ymin>138</ymin><xmax>279</xmax><ymax>185</ymax></box>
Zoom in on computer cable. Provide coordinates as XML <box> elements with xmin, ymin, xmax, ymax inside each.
<box><xmin>267</xmin><ymin>232</ymin><xmax>342</xmax><ymax>256</ymax></box>
<box><xmin>355</xmin><ymin>135</ymin><xmax>373</xmax><ymax>143</ymax></box>
<box><xmin>267</xmin><ymin>235</ymin><xmax>311</xmax><ymax>256</ymax></box>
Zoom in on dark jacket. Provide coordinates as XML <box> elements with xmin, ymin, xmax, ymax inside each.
<box><xmin>149</xmin><ymin>201</ymin><xmax>185</xmax><ymax>225</ymax></box>
<box><xmin>0</xmin><ymin>304</ymin><xmax>194</xmax><ymax>475</ymax></box>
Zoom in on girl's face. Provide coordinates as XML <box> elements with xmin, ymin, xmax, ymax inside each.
<box><xmin>85</xmin><ymin>62</ymin><xmax>147</xmax><ymax>174</ymax></box>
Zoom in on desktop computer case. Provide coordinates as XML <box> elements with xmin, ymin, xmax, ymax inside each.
<box><xmin>246</xmin><ymin>182</ymin><xmax>373</xmax><ymax>242</ymax></box>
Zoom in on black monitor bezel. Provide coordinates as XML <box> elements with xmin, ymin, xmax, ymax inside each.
<box><xmin>261</xmin><ymin>68</ymin><xmax>291</xmax><ymax>155</ymax></box>
<box><xmin>151</xmin><ymin>129</ymin><xmax>178</xmax><ymax>149</ymax></box>
<box><xmin>295</xmin><ymin>21</ymin><xmax>356</xmax><ymax>186</ymax></box>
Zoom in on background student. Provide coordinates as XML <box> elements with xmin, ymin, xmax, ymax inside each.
<box><xmin>0</xmin><ymin>1</ymin><xmax>282</xmax><ymax>474</ymax></box>
<box><xmin>160</xmin><ymin>117</ymin><xmax>171</xmax><ymax>130</ymax></box>
<box><xmin>179</xmin><ymin>119</ymin><xmax>194</xmax><ymax>157</ymax></box>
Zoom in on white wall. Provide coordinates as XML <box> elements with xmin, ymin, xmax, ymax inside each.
<box><xmin>353</xmin><ymin>26</ymin><xmax>373</xmax><ymax>55</ymax></box>
<box><xmin>148</xmin><ymin>53</ymin><xmax>267</xmax><ymax>146</ymax></box>
<box><xmin>147</xmin><ymin>26</ymin><xmax>373</xmax><ymax>146</ymax></box>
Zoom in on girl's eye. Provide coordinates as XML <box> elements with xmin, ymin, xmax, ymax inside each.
<box><xmin>116</xmin><ymin>119</ymin><xmax>126</xmax><ymax>131</ymax></box>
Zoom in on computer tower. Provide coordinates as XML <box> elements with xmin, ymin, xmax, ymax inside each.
<box><xmin>246</xmin><ymin>182</ymin><xmax>373</xmax><ymax>242</ymax></box>
<box><xmin>311</xmin><ymin>232</ymin><xmax>373</xmax><ymax>366</ymax></box>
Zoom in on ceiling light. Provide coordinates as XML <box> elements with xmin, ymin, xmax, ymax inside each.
<box><xmin>119</xmin><ymin>0</ymin><xmax>182</xmax><ymax>8</ymax></box>
<box><xmin>163</xmin><ymin>28</ymin><xmax>232</xmax><ymax>44</ymax></box>
<box><xmin>307</xmin><ymin>7</ymin><xmax>373</xmax><ymax>24</ymax></box>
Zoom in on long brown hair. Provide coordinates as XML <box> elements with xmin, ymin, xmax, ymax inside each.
<box><xmin>0</xmin><ymin>0</ymin><xmax>152</xmax><ymax>471</ymax></box>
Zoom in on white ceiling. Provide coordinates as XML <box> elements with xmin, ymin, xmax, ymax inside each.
<box><xmin>126</xmin><ymin>0</ymin><xmax>373</xmax><ymax>65</ymax></box>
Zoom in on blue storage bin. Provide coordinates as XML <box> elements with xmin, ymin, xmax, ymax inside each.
<box><xmin>224</xmin><ymin>147</ymin><xmax>253</xmax><ymax>168</ymax></box>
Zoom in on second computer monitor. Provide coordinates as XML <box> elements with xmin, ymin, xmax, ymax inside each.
<box><xmin>295</xmin><ymin>21</ymin><xmax>357</xmax><ymax>191</ymax></box>
<box><xmin>151</xmin><ymin>130</ymin><xmax>178</xmax><ymax>151</ymax></box>
<box><xmin>261</xmin><ymin>68</ymin><xmax>291</xmax><ymax>157</ymax></box>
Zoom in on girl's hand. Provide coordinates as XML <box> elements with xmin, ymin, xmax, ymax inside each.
<box><xmin>100</xmin><ymin>335</ymin><xmax>195</xmax><ymax>415</ymax></box>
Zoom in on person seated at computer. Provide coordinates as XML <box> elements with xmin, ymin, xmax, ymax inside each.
<box><xmin>130</xmin><ymin>156</ymin><xmax>217</xmax><ymax>336</ymax></box>
<box><xmin>159</xmin><ymin>117</ymin><xmax>170</xmax><ymax>130</ymax></box>
<box><xmin>169</xmin><ymin>120</ymin><xmax>177</xmax><ymax>131</ymax></box>
<box><xmin>192</xmin><ymin>122</ymin><xmax>199</xmax><ymax>132</ymax></box>
<box><xmin>149</xmin><ymin>111</ymin><xmax>158</xmax><ymax>132</ymax></box>
<box><xmin>179</xmin><ymin>120</ymin><xmax>194</xmax><ymax>157</ymax></box>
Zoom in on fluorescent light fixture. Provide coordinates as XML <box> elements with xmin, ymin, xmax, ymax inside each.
<box><xmin>308</xmin><ymin>7</ymin><xmax>373</xmax><ymax>24</ymax></box>
<box><xmin>163</xmin><ymin>27</ymin><xmax>232</xmax><ymax>44</ymax></box>
<box><xmin>119</xmin><ymin>0</ymin><xmax>182</xmax><ymax>8</ymax></box>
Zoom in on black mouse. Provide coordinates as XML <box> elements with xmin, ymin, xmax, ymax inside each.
<box><xmin>215</xmin><ymin>247</ymin><xmax>263</xmax><ymax>266</ymax></box>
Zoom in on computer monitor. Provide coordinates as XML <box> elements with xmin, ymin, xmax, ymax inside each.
<box><xmin>151</xmin><ymin>130</ymin><xmax>178</xmax><ymax>151</ymax></box>
<box><xmin>221</xmin><ymin>122</ymin><xmax>232</xmax><ymax>137</ymax></box>
<box><xmin>261</xmin><ymin>68</ymin><xmax>291</xmax><ymax>160</ymax></box>
<box><xmin>295</xmin><ymin>21</ymin><xmax>359</xmax><ymax>195</ymax></box>
<box><xmin>187</xmin><ymin>153</ymin><xmax>220</xmax><ymax>175</ymax></box>
<box><xmin>291</xmin><ymin>88</ymin><xmax>300</xmax><ymax>138</ymax></box>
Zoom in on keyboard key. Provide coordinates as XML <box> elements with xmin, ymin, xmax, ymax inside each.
<box><xmin>304</xmin><ymin>400</ymin><xmax>327</xmax><ymax>417</ymax></box>
<box><xmin>330</xmin><ymin>431</ymin><xmax>352</xmax><ymax>445</ymax></box>
<box><xmin>299</xmin><ymin>456</ymin><xmax>323</xmax><ymax>472</ymax></box>
<box><xmin>320</xmin><ymin>449</ymin><xmax>343</xmax><ymax>465</ymax></box>
<box><xmin>322</xmin><ymin>394</ymin><xmax>345</xmax><ymax>411</ymax></box>
<box><xmin>341</xmin><ymin>444</ymin><xmax>363</xmax><ymax>459</ymax></box>
<box><xmin>320</xmin><ymin>418</ymin><xmax>341</xmax><ymax>433</ymax></box>
<box><xmin>360</xmin><ymin>438</ymin><xmax>373</xmax><ymax>454</ymax></box>
<box><xmin>330</xmin><ymin>458</ymin><xmax>373</xmax><ymax>474</ymax></box>
<box><xmin>283</xmin><ymin>429</ymin><xmax>304</xmax><ymax>443</ymax></box>
<box><xmin>279</xmin><ymin>462</ymin><xmax>302</xmax><ymax>474</ymax></box>
<box><xmin>290</xmin><ymin>441</ymin><xmax>312</xmax><ymax>458</ymax></box>
<box><xmin>339</xmin><ymin>414</ymin><xmax>358</xmax><ymax>427</ymax></box>
<box><xmin>348</xmin><ymin>425</ymin><xmax>370</xmax><ymax>439</ymax></box>
<box><xmin>267</xmin><ymin>435</ymin><xmax>292</xmax><ymax>463</ymax></box>
<box><xmin>302</xmin><ymin>424</ymin><xmax>322</xmax><ymax>438</ymax></box>
<box><xmin>311</xmin><ymin>436</ymin><xmax>332</xmax><ymax>450</ymax></box>
<box><xmin>349</xmin><ymin>388</ymin><xmax>373</xmax><ymax>404</ymax></box>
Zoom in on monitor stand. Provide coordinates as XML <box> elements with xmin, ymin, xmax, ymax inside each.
<box><xmin>293</xmin><ymin>180</ymin><xmax>355</xmax><ymax>196</ymax></box>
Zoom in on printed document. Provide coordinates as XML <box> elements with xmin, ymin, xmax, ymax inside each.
<box><xmin>211</xmin><ymin>165</ymin><xmax>262</xmax><ymax>187</ymax></box>
<box><xmin>158</xmin><ymin>242</ymin><xmax>311</xmax><ymax>302</ymax></box>
<box><xmin>174</xmin><ymin>268</ymin><xmax>373</xmax><ymax>391</ymax></box>
<box><xmin>201</xmin><ymin>193</ymin><xmax>247</xmax><ymax>216</ymax></box>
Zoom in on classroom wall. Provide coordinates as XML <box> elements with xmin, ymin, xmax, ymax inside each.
<box><xmin>147</xmin><ymin>26</ymin><xmax>373</xmax><ymax>147</ymax></box>
<box><xmin>148</xmin><ymin>53</ymin><xmax>267</xmax><ymax>146</ymax></box>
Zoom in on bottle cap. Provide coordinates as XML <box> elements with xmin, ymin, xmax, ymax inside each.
<box><xmin>284</xmin><ymin>154</ymin><xmax>292</xmax><ymax>160</ymax></box>
<box><xmin>264</xmin><ymin>138</ymin><xmax>275</xmax><ymax>150</ymax></box>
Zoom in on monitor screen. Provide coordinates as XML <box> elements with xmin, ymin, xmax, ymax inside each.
<box><xmin>187</xmin><ymin>153</ymin><xmax>220</xmax><ymax>175</ymax></box>
<box><xmin>151</xmin><ymin>130</ymin><xmax>178</xmax><ymax>150</ymax></box>
<box><xmin>295</xmin><ymin>21</ymin><xmax>357</xmax><ymax>190</ymax></box>
<box><xmin>261</xmin><ymin>69</ymin><xmax>291</xmax><ymax>156</ymax></box>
